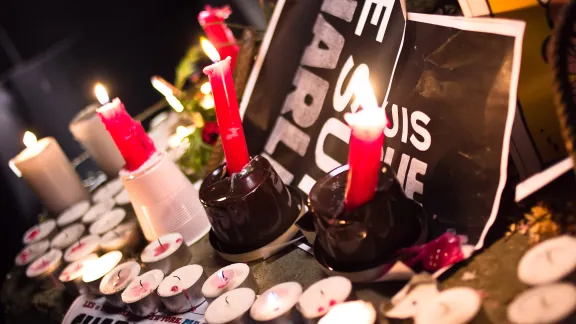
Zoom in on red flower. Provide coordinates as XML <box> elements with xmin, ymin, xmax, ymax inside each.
<box><xmin>202</xmin><ymin>122</ymin><xmax>220</xmax><ymax>145</ymax></box>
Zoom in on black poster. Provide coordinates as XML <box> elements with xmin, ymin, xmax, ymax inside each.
<box><xmin>240</xmin><ymin>0</ymin><xmax>525</xmax><ymax>248</ymax></box>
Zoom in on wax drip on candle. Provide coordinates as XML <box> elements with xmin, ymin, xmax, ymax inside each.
<box><xmin>153</xmin><ymin>239</ymin><xmax>170</xmax><ymax>256</ymax></box>
<box><xmin>170</xmin><ymin>275</ymin><xmax>182</xmax><ymax>292</ymax></box>
<box><xmin>27</xmin><ymin>229</ymin><xmax>40</xmax><ymax>240</ymax></box>
<box><xmin>198</xmin><ymin>6</ymin><xmax>239</xmax><ymax>69</ymax></box>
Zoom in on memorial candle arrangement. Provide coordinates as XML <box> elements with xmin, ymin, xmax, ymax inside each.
<box><xmin>51</xmin><ymin>223</ymin><xmax>86</xmax><ymax>250</ymax></box>
<box><xmin>201</xmin><ymin>263</ymin><xmax>258</xmax><ymax>302</ymax></box>
<box><xmin>57</xmin><ymin>200</ymin><xmax>91</xmax><ymax>227</ymax></box>
<box><xmin>26</xmin><ymin>249</ymin><xmax>63</xmax><ymax>283</ymax></box>
<box><xmin>121</xmin><ymin>269</ymin><xmax>165</xmax><ymax>317</ymax></box>
<box><xmin>82</xmin><ymin>199</ymin><xmax>116</xmax><ymax>224</ymax></box>
<box><xmin>517</xmin><ymin>235</ymin><xmax>576</xmax><ymax>285</ymax></box>
<box><xmin>82</xmin><ymin>251</ymin><xmax>124</xmax><ymax>294</ymax></box>
<box><xmin>204</xmin><ymin>288</ymin><xmax>256</xmax><ymax>324</ymax></box>
<box><xmin>64</xmin><ymin>235</ymin><xmax>101</xmax><ymax>263</ymax></box>
<box><xmin>507</xmin><ymin>283</ymin><xmax>576</xmax><ymax>324</ymax></box>
<box><xmin>15</xmin><ymin>240</ymin><xmax>50</xmax><ymax>267</ymax></box>
<box><xmin>298</xmin><ymin>276</ymin><xmax>353</xmax><ymax>320</ymax></box>
<box><xmin>100</xmin><ymin>220</ymin><xmax>142</xmax><ymax>252</ymax></box>
<box><xmin>157</xmin><ymin>265</ymin><xmax>207</xmax><ymax>313</ymax></box>
<box><xmin>92</xmin><ymin>177</ymin><xmax>124</xmax><ymax>203</ymax></box>
<box><xmin>198</xmin><ymin>6</ymin><xmax>239</xmax><ymax>69</ymax></box>
<box><xmin>89</xmin><ymin>208</ymin><xmax>126</xmax><ymax>235</ymax></box>
<box><xmin>22</xmin><ymin>219</ymin><xmax>57</xmax><ymax>245</ymax></box>
<box><xmin>59</xmin><ymin>254</ymin><xmax>98</xmax><ymax>296</ymax></box>
<box><xmin>319</xmin><ymin>301</ymin><xmax>376</xmax><ymax>324</ymax></box>
<box><xmin>100</xmin><ymin>260</ymin><xmax>142</xmax><ymax>308</ymax></box>
<box><xmin>250</xmin><ymin>282</ymin><xmax>303</xmax><ymax>323</ymax></box>
<box><xmin>140</xmin><ymin>233</ymin><xmax>191</xmax><ymax>274</ymax></box>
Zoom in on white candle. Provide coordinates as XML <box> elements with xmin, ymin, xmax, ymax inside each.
<box><xmin>250</xmin><ymin>282</ymin><xmax>303</xmax><ymax>322</ymax></box>
<box><xmin>100</xmin><ymin>260</ymin><xmax>141</xmax><ymax>308</ymax></box>
<box><xmin>82</xmin><ymin>251</ymin><xmax>123</xmax><ymax>294</ymax></box>
<box><xmin>26</xmin><ymin>249</ymin><xmax>63</xmax><ymax>279</ymax></box>
<box><xmin>158</xmin><ymin>264</ymin><xmax>207</xmax><ymax>313</ymax></box>
<box><xmin>140</xmin><ymin>232</ymin><xmax>190</xmax><ymax>274</ymax></box>
<box><xmin>413</xmin><ymin>287</ymin><xmax>481</xmax><ymax>324</ymax></box>
<box><xmin>51</xmin><ymin>223</ymin><xmax>86</xmax><ymax>249</ymax></box>
<box><xmin>121</xmin><ymin>269</ymin><xmax>165</xmax><ymax>316</ymax></box>
<box><xmin>518</xmin><ymin>235</ymin><xmax>576</xmax><ymax>285</ymax></box>
<box><xmin>114</xmin><ymin>189</ymin><xmax>131</xmax><ymax>206</ymax></box>
<box><xmin>22</xmin><ymin>219</ymin><xmax>56</xmax><ymax>245</ymax></box>
<box><xmin>64</xmin><ymin>234</ymin><xmax>100</xmax><ymax>263</ymax></box>
<box><xmin>59</xmin><ymin>253</ymin><xmax>98</xmax><ymax>295</ymax></box>
<box><xmin>93</xmin><ymin>178</ymin><xmax>125</xmax><ymax>203</ymax></box>
<box><xmin>318</xmin><ymin>301</ymin><xmax>376</xmax><ymax>324</ymax></box>
<box><xmin>100</xmin><ymin>220</ymin><xmax>139</xmax><ymax>252</ymax></box>
<box><xmin>57</xmin><ymin>200</ymin><xmax>91</xmax><ymax>227</ymax></box>
<box><xmin>89</xmin><ymin>208</ymin><xmax>126</xmax><ymax>235</ymax></box>
<box><xmin>507</xmin><ymin>283</ymin><xmax>576</xmax><ymax>324</ymax></box>
<box><xmin>12</xmin><ymin>133</ymin><xmax>88</xmax><ymax>213</ymax></box>
<box><xmin>385</xmin><ymin>281</ymin><xmax>440</xmax><ymax>319</ymax></box>
<box><xmin>82</xmin><ymin>199</ymin><xmax>116</xmax><ymax>223</ymax></box>
<box><xmin>205</xmin><ymin>288</ymin><xmax>256</xmax><ymax>324</ymax></box>
<box><xmin>298</xmin><ymin>276</ymin><xmax>352</xmax><ymax>319</ymax></box>
<box><xmin>202</xmin><ymin>263</ymin><xmax>258</xmax><ymax>300</ymax></box>
<box><xmin>15</xmin><ymin>240</ymin><xmax>50</xmax><ymax>266</ymax></box>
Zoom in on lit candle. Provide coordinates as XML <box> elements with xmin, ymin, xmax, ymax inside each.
<box><xmin>51</xmin><ymin>223</ymin><xmax>86</xmax><ymax>250</ymax></box>
<box><xmin>250</xmin><ymin>282</ymin><xmax>303</xmax><ymax>323</ymax></box>
<box><xmin>517</xmin><ymin>235</ymin><xmax>576</xmax><ymax>285</ymax></box>
<box><xmin>201</xmin><ymin>263</ymin><xmax>258</xmax><ymax>302</ymax></box>
<box><xmin>140</xmin><ymin>233</ymin><xmax>191</xmax><ymax>274</ymax></box>
<box><xmin>205</xmin><ymin>288</ymin><xmax>256</xmax><ymax>324</ymax></box>
<box><xmin>99</xmin><ymin>220</ymin><xmax>142</xmax><ymax>252</ymax></box>
<box><xmin>26</xmin><ymin>249</ymin><xmax>63</xmax><ymax>283</ymax></box>
<box><xmin>198</xmin><ymin>6</ymin><xmax>240</xmax><ymax>69</ymax></box>
<box><xmin>59</xmin><ymin>253</ymin><xmax>98</xmax><ymax>296</ymax></box>
<box><xmin>82</xmin><ymin>251</ymin><xmax>123</xmax><ymax>294</ymax></box>
<box><xmin>202</xmin><ymin>46</ymin><xmax>250</xmax><ymax>174</ymax></box>
<box><xmin>64</xmin><ymin>234</ymin><xmax>100</xmax><ymax>263</ymax></box>
<box><xmin>82</xmin><ymin>198</ymin><xmax>116</xmax><ymax>223</ymax></box>
<box><xmin>89</xmin><ymin>208</ymin><xmax>126</xmax><ymax>235</ymax></box>
<box><xmin>22</xmin><ymin>219</ymin><xmax>56</xmax><ymax>245</ymax></box>
<box><xmin>11</xmin><ymin>131</ymin><xmax>88</xmax><ymax>213</ymax></box>
<box><xmin>318</xmin><ymin>301</ymin><xmax>376</xmax><ymax>324</ymax></box>
<box><xmin>15</xmin><ymin>240</ymin><xmax>50</xmax><ymax>267</ymax></box>
<box><xmin>121</xmin><ymin>269</ymin><xmax>165</xmax><ymax>317</ymax></box>
<box><xmin>157</xmin><ymin>264</ymin><xmax>207</xmax><ymax>313</ymax></box>
<box><xmin>100</xmin><ymin>260</ymin><xmax>142</xmax><ymax>308</ymax></box>
<box><xmin>413</xmin><ymin>287</ymin><xmax>481</xmax><ymax>324</ymax></box>
<box><xmin>507</xmin><ymin>283</ymin><xmax>576</xmax><ymax>324</ymax></box>
<box><xmin>56</xmin><ymin>200</ymin><xmax>91</xmax><ymax>227</ymax></box>
<box><xmin>298</xmin><ymin>276</ymin><xmax>353</xmax><ymax>320</ymax></box>
<box><xmin>114</xmin><ymin>189</ymin><xmax>131</xmax><ymax>206</ymax></box>
<box><xmin>92</xmin><ymin>177</ymin><xmax>124</xmax><ymax>203</ymax></box>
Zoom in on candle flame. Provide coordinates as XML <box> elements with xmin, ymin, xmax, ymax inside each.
<box><xmin>94</xmin><ymin>83</ymin><xmax>110</xmax><ymax>105</ymax></box>
<box><xmin>23</xmin><ymin>131</ymin><xmax>37</xmax><ymax>148</ymax></box>
<box><xmin>352</xmin><ymin>74</ymin><xmax>378</xmax><ymax>111</ymax></box>
<box><xmin>266</xmin><ymin>291</ymin><xmax>281</xmax><ymax>310</ymax></box>
<box><xmin>166</xmin><ymin>95</ymin><xmax>184</xmax><ymax>113</ymax></box>
<box><xmin>176</xmin><ymin>126</ymin><xmax>194</xmax><ymax>138</ymax></box>
<box><xmin>201</xmin><ymin>37</ymin><xmax>220</xmax><ymax>62</ymax></box>
<box><xmin>200</xmin><ymin>82</ymin><xmax>212</xmax><ymax>95</ymax></box>
<box><xmin>200</xmin><ymin>95</ymin><xmax>215</xmax><ymax>109</ymax></box>
<box><xmin>151</xmin><ymin>76</ymin><xmax>174</xmax><ymax>97</ymax></box>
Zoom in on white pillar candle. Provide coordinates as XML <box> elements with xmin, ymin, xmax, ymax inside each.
<box><xmin>114</xmin><ymin>189</ymin><xmax>131</xmax><ymax>206</ymax></box>
<box><xmin>93</xmin><ymin>178</ymin><xmax>125</xmax><ymax>203</ymax></box>
<box><xmin>57</xmin><ymin>200</ymin><xmax>91</xmax><ymax>227</ymax></box>
<box><xmin>158</xmin><ymin>264</ymin><xmax>207</xmax><ymax>313</ymax></box>
<box><xmin>202</xmin><ymin>263</ymin><xmax>258</xmax><ymax>301</ymax></box>
<box><xmin>508</xmin><ymin>283</ymin><xmax>576</xmax><ymax>324</ymax></box>
<box><xmin>82</xmin><ymin>199</ymin><xmax>116</xmax><ymax>224</ymax></box>
<box><xmin>51</xmin><ymin>223</ymin><xmax>86</xmax><ymax>249</ymax></box>
<box><xmin>121</xmin><ymin>269</ymin><xmax>165</xmax><ymax>317</ymax></box>
<box><xmin>414</xmin><ymin>287</ymin><xmax>481</xmax><ymax>324</ymax></box>
<box><xmin>140</xmin><ymin>233</ymin><xmax>191</xmax><ymax>274</ymax></box>
<box><xmin>518</xmin><ymin>235</ymin><xmax>576</xmax><ymax>285</ymax></box>
<box><xmin>15</xmin><ymin>240</ymin><xmax>50</xmax><ymax>266</ymax></box>
<box><xmin>64</xmin><ymin>234</ymin><xmax>100</xmax><ymax>263</ymax></box>
<box><xmin>82</xmin><ymin>251</ymin><xmax>123</xmax><ymax>294</ymax></box>
<box><xmin>22</xmin><ymin>219</ymin><xmax>56</xmax><ymax>245</ymax></box>
<box><xmin>100</xmin><ymin>260</ymin><xmax>142</xmax><ymax>308</ymax></box>
<box><xmin>298</xmin><ymin>276</ymin><xmax>353</xmax><ymax>320</ymax></box>
<box><xmin>11</xmin><ymin>134</ymin><xmax>88</xmax><ymax>213</ymax></box>
<box><xmin>89</xmin><ymin>208</ymin><xmax>126</xmax><ymax>235</ymax></box>
<box><xmin>26</xmin><ymin>249</ymin><xmax>63</xmax><ymax>283</ymax></box>
<box><xmin>250</xmin><ymin>282</ymin><xmax>303</xmax><ymax>322</ymax></box>
<box><xmin>100</xmin><ymin>220</ymin><xmax>141</xmax><ymax>252</ymax></box>
<box><xmin>205</xmin><ymin>288</ymin><xmax>256</xmax><ymax>324</ymax></box>
<box><xmin>59</xmin><ymin>253</ymin><xmax>98</xmax><ymax>295</ymax></box>
<box><xmin>319</xmin><ymin>301</ymin><xmax>376</xmax><ymax>324</ymax></box>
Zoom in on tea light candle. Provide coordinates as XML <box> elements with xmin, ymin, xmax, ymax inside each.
<box><xmin>250</xmin><ymin>282</ymin><xmax>303</xmax><ymax>323</ymax></box>
<box><xmin>205</xmin><ymin>288</ymin><xmax>256</xmax><ymax>324</ymax></box>
<box><xmin>114</xmin><ymin>189</ymin><xmax>131</xmax><ymax>206</ymax></box>
<box><xmin>23</xmin><ymin>219</ymin><xmax>56</xmax><ymax>245</ymax></box>
<box><xmin>15</xmin><ymin>240</ymin><xmax>50</xmax><ymax>266</ymax></box>
<box><xmin>26</xmin><ymin>249</ymin><xmax>63</xmax><ymax>283</ymax></box>
<box><xmin>89</xmin><ymin>208</ymin><xmax>126</xmax><ymax>235</ymax></box>
<box><xmin>59</xmin><ymin>253</ymin><xmax>98</xmax><ymax>296</ymax></box>
<box><xmin>202</xmin><ymin>263</ymin><xmax>258</xmax><ymax>302</ymax></box>
<box><xmin>82</xmin><ymin>199</ymin><xmax>116</xmax><ymax>223</ymax></box>
<box><xmin>298</xmin><ymin>276</ymin><xmax>353</xmax><ymax>320</ymax></box>
<box><xmin>518</xmin><ymin>235</ymin><xmax>576</xmax><ymax>285</ymax></box>
<box><xmin>93</xmin><ymin>178</ymin><xmax>124</xmax><ymax>203</ymax></box>
<box><xmin>100</xmin><ymin>220</ymin><xmax>141</xmax><ymax>252</ymax></box>
<box><xmin>319</xmin><ymin>301</ymin><xmax>376</xmax><ymax>324</ymax></box>
<box><xmin>507</xmin><ymin>283</ymin><xmax>576</xmax><ymax>324</ymax></box>
<box><xmin>414</xmin><ymin>287</ymin><xmax>481</xmax><ymax>324</ymax></box>
<box><xmin>158</xmin><ymin>264</ymin><xmax>207</xmax><ymax>313</ymax></box>
<box><xmin>140</xmin><ymin>233</ymin><xmax>191</xmax><ymax>274</ymax></box>
<box><xmin>51</xmin><ymin>223</ymin><xmax>86</xmax><ymax>250</ymax></box>
<box><xmin>121</xmin><ymin>269</ymin><xmax>165</xmax><ymax>317</ymax></box>
<box><xmin>100</xmin><ymin>260</ymin><xmax>142</xmax><ymax>308</ymax></box>
<box><xmin>64</xmin><ymin>234</ymin><xmax>101</xmax><ymax>263</ymax></box>
<box><xmin>82</xmin><ymin>251</ymin><xmax>123</xmax><ymax>294</ymax></box>
<box><xmin>57</xmin><ymin>200</ymin><xmax>91</xmax><ymax>227</ymax></box>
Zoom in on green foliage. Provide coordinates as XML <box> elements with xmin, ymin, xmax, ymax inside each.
<box><xmin>177</xmin><ymin>128</ymin><xmax>214</xmax><ymax>181</ymax></box>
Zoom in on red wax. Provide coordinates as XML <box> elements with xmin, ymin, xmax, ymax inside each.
<box><xmin>203</xmin><ymin>57</ymin><xmax>250</xmax><ymax>174</ymax></box>
<box><xmin>344</xmin><ymin>108</ymin><xmax>386</xmax><ymax>210</ymax></box>
<box><xmin>96</xmin><ymin>98</ymin><xmax>156</xmax><ymax>172</ymax></box>
<box><xmin>198</xmin><ymin>5</ymin><xmax>239</xmax><ymax>69</ymax></box>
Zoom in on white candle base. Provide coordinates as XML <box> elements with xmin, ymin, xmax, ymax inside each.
<box><xmin>250</xmin><ymin>282</ymin><xmax>303</xmax><ymax>323</ymax></box>
<box><xmin>122</xmin><ymin>269</ymin><xmax>165</xmax><ymax>317</ymax></box>
<box><xmin>414</xmin><ymin>287</ymin><xmax>481</xmax><ymax>324</ymax></box>
<box><xmin>82</xmin><ymin>251</ymin><xmax>123</xmax><ymax>295</ymax></box>
<box><xmin>518</xmin><ymin>235</ymin><xmax>576</xmax><ymax>286</ymax></box>
<box><xmin>141</xmin><ymin>233</ymin><xmax>191</xmax><ymax>275</ymax></box>
<box><xmin>100</xmin><ymin>260</ymin><xmax>142</xmax><ymax>308</ymax></box>
<box><xmin>298</xmin><ymin>276</ymin><xmax>353</xmax><ymax>320</ymax></box>
<box><xmin>508</xmin><ymin>283</ymin><xmax>576</xmax><ymax>324</ymax></box>
<box><xmin>158</xmin><ymin>264</ymin><xmax>207</xmax><ymax>313</ymax></box>
<box><xmin>202</xmin><ymin>263</ymin><xmax>259</xmax><ymax>303</ymax></box>
<box><xmin>205</xmin><ymin>288</ymin><xmax>256</xmax><ymax>324</ymax></box>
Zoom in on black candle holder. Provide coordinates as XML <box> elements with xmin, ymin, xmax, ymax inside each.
<box><xmin>199</xmin><ymin>155</ymin><xmax>302</xmax><ymax>254</ymax></box>
<box><xmin>308</xmin><ymin>163</ymin><xmax>427</xmax><ymax>279</ymax></box>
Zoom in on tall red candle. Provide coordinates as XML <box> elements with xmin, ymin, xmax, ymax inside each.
<box><xmin>344</xmin><ymin>107</ymin><xmax>386</xmax><ymax>210</ymax></box>
<box><xmin>203</xmin><ymin>57</ymin><xmax>250</xmax><ymax>174</ymax></box>
<box><xmin>198</xmin><ymin>5</ymin><xmax>239</xmax><ymax>70</ymax></box>
<box><xmin>96</xmin><ymin>98</ymin><xmax>156</xmax><ymax>172</ymax></box>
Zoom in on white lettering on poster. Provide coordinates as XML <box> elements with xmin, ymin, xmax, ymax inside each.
<box><xmin>355</xmin><ymin>0</ymin><xmax>395</xmax><ymax>42</ymax></box>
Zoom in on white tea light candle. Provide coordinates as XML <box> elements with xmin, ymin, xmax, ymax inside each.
<box><xmin>51</xmin><ymin>223</ymin><xmax>86</xmax><ymax>250</ymax></box>
<box><xmin>507</xmin><ymin>283</ymin><xmax>576</xmax><ymax>324</ymax></box>
<box><xmin>319</xmin><ymin>301</ymin><xmax>376</xmax><ymax>324</ymax></box>
<box><xmin>250</xmin><ymin>282</ymin><xmax>303</xmax><ymax>322</ymax></box>
<box><xmin>26</xmin><ymin>249</ymin><xmax>63</xmax><ymax>282</ymax></box>
<box><xmin>517</xmin><ymin>235</ymin><xmax>576</xmax><ymax>285</ymax></box>
<box><xmin>140</xmin><ymin>233</ymin><xmax>191</xmax><ymax>274</ymax></box>
<box><xmin>100</xmin><ymin>220</ymin><xmax>140</xmax><ymax>252</ymax></box>
<box><xmin>89</xmin><ymin>208</ymin><xmax>126</xmax><ymax>235</ymax></box>
<box><xmin>15</xmin><ymin>240</ymin><xmax>50</xmax><ymax>266</ymax></box>
<box><xmin>121</xmin><ymin>269</ymin><xmax>164</xmax><ymax>317</ymax></box>
<box><xmin>82</xmin><ymin>251</ymin><xmax>123</xmax><ymax>294</ymax></box>
<box><xmin>202</xmin><ymin>263</ymin><xmax>258</xmax><ymax>301</ymax></box>
<box><xmin>64</xmin><ymin>234</ymin><xmax>100</xmax><ymax>263</ymax></box>
<box><xmin>57</xmin><ymin>200</ymin><xmax>91</xmax><ymax>227</ymax></box>
<box><xmin>205</xmin><ymin>288</ymin><xmax>256</xmax><ymax>324</ymax></box>
<box><xmin>59</xmin><ymin>253</ymin><xmax>98</xmax><ymax>296</ymax></box>
<box><xmin>114</xmin><ymin>189</ymin><xmax>131</xmax><ymax>206</ymax></box>
<box><xmin>92</xmin><ymin>178</ymin><xmax>125</xmax><ymax>203</ymax></box>
<box><xmin>414</xmin><ymin>287</ymin><xmax>481</xmax><ymax>324</ymax></box>
<box><xmin>23</xmin><ymin>219</ymin><xmax>56</xmax><ymax>245</ymax></box>
<box><xmin>158</xmin><ymin>264</ymin><xmax>207</xmax><ymax>313</ymax></box>
<box><xmin>298</xmin><ymin>276</ymin><xmax>352</xmax><ymax>319</ymax></box>
<box><xmin>100</xmin><ymin>260</ymin><xmax>142</xmax><ymax>308</ymax></box>
<box><xmin>82</xmin><ymin>199</ymin><xmax>116</xmax><ymax>223</ymax></box>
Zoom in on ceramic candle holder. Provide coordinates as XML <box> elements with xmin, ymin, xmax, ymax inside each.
<box><xmin>204</xmin><ymin>288</ymin><xmax>257</xmax><ymax>324</ymax></box>
<box><xmin>140</xmin><ymin>233</ymin><xmax>191</xmax><ymax>274</ymax></box>
<box><xmin>158</xmin><ymin>264</ymin><xmax>207</xmax><ymax>313</ymax></box>
<box><xmin>308</xmin><ymin>163</ymin><xmax>426</xmax><ymax>280</ymax></box>
<box><xmin>250</xmin><ymin>282</ymin><xmax>304</xmax><ymax>323</ymax></box>
<box><xmin>15</xmin><ymin>240</ymin><xmax>50</xmax><ymax>267</ymax></box>
<box><xmin>57</xmin><ymin>200</ymin><xmax>91</xmax><ymax>227</ymax></box>
<box><xmin>23</xmin><ymin>219</ymin><xmax>57</xmax><ymax>245</ymax></box>
<box><xmin>121</xmin><ymin>269</ymin><xmax>165</xmax><ymax>317</ymax></box>
<box><xmin>59</xmin><ymin>254</ymin><xmax>98</xmax><ymax>296</ymax></box>
<box><xmin>202</xmin><ymin>263</ymin><xmax>259</xmax><ymax>303</ymax></box>
<box><xmin>82</xmin><ymin>251</ymin><xmax>124</xmax><ymax>295</ymax></box>
<box><xmin>51</xmin><ymin>223</ymin><xmax>86</xmax><ymax>250</ymax></box>
<box><xmin>199</xmin><ymin>155</ymin><xmax>301</xmax><ymax>253</ymax></box>
<box><xmin>100</xmin><ymin>260</ymin><xmax>142</xmax><ymax>308</ymax></box>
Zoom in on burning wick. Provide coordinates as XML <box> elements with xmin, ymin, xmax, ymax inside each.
<box><xmin>225</xmin><ymin>296</ymin><xmax>229</xmax><ymax>305</ymax></box>
<box><xmin>174</xmin><ymin>275</ymin><xmax>181</xmax><ymax>280</ymax></box>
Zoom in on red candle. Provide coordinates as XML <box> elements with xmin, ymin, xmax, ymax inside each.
<box><xmin>96</xmin><ymin>98</ymin><xmax>156</xmax><ymax>172</ymax></box>
<box><xmin>203</xmin><ymin>57</ymin><xmax>250</xmax><ymax>174</ymax></box>
<box><xmin>343</xmin><ymin>106</ymin><xmax>386</xmax><ymax>210</ymax></box>
<box><xmin>198</xmin><ymin>5</ymin><xmax>239</xmax><ymax>70</ymax></box>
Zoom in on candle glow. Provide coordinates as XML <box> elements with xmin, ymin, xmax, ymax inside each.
<box><xmin>23</xmin><ymin>131</ymin><xmax>37</xmax><ymax>148</ymax></box>
<box><xmin>201</xmin><ymin>37</ymin><xmax>221</xmax><ymax>62</ymax></box>
<box><xmin>94</xmin><ymin>83</ymin><xmax>110</xmax><ymax>105</ymax></box>
<box><xmin>200</xmin><ymin>82</ymin><xmax>212</xmax><ymax>94</ymax></box>
<box><xmin>151</xmin><ymin>76</ymin><xmax>175</xmax><ymax>97</ymax></box>
<box><xmin>166</xmin><ymin>95</ymin><xmax>184</xmax><ymax>113</ymax></box>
